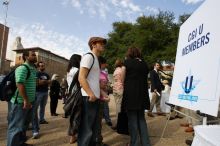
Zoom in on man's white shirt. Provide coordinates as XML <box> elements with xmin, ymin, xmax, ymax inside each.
<box><xmin>80</xmin><ymin>52</ymin><xmax>100</xmax><ymax>99</ymax></box>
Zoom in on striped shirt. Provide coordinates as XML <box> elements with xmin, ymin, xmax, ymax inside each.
<box><xmin>10</xmin><ymin>63</ymin><xmax>37</xmax><ymax>104</ymax></box>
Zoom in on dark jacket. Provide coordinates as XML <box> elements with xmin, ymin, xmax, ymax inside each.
<box><xmin>150</xmin><ymin>70</ymin><xmax>164</xmax><ymax>93</ymax></box>
<box><xmin>50</xmin><ymin>80</ymin><xmax>60</xmax><ymax>99</ymax></box>
<box><xmin>123</xmin><ymin>58</ymin><xmax>150</xmax><ymax>110</ymax></box>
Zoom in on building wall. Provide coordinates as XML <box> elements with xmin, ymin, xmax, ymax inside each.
<box><xmin>2</xmin><ymin>60</ymin><xmax>11</xmax><ymax>74</ymax></box>
<box><xmin>37</xmin><ymin>50</ymin><xmax>68</xmax><ymax>79</ymax></box>
<box><xmin>15</xmin><ymin>53</ymin><xmax>23</xmax><ymax>65</ymax></box>
<box><xmin>14</xmin><ymin>49</ymin><xmax>68</xmax><ymax>81</ymax></box>
<box><xmin>0</xmin><ymin>23</ymin><xmax>9</xmax><ymax>74</ymax></box>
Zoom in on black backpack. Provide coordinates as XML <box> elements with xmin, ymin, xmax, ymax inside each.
<box><xmin>0</xmin><ymin>64</ymin><xmax>30</xmax><ymax>102</ymax></box>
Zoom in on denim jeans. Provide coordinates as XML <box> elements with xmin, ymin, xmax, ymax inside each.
<box><xmin>92</xmin><ymin>100</ymin><xmax>104</xmax><ymax>144</ymax></box>
<box><xmin>37</xmin><ymin>91</ymin><xmax>48</xmax><ymax>121</ymax></box>
<box><xmin>77</xmin><ymin>96</ymin><xmax>100</xmax><ymax>146</ymax></box>
<box><xmin>127</xmin><ymin>110</ymin><xmax>151</xmax><ymax>146</ymax></box>
<box><xmin>103</xmin><ymin>102</ymin><xmax>111</xmax><ymax>123</ymax></box>
<box><xmin>32</xmin><ymin>91</ymin><xmax>48</xmax><ymax>133</ymax></box>
<box><xmin>7</xmin><ymin>102</ymin><xmax>33</xmax><ymax>146</ymax></box>
<box><xmin>113</xmin><ymin>92</ymin><xmax>123</xmax><ymax>120</ymax></box>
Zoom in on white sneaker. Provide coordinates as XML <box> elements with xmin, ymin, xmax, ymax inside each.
<box><xmin>32</xmin><ymin>132</ymin><xmax>39</xmax><ymax>139</ymax></box>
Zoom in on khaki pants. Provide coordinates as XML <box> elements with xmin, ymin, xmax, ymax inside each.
<box><xmin>149</xmin><ymin>92</ymin><xmax>162</xmax><ymax>113</ymax></box>
<box><xmin>113</xmin><ymin>91</ymin><xmax>123</xmax><ymax>120</ymax></box>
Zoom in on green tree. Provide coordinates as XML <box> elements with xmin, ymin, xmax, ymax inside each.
<box><xmin>104</xmin><ymin>12</ymin><xmax>190</xmax><ymax>73</ymax></box>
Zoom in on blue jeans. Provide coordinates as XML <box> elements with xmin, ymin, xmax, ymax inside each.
<box><xmin>37</xmin><ymin>91</ymin><xmax>48</xmax><ymax>121</ymax></box>
<box><xmin>77</xmin><ymin>96</ymin><xmax>100</xmax><ymax>146</ymax></box>
<box><xmin>127</xmin><ymin>110</ymin><xmax>151</xmax><ymax>146</ymax></box>
<box><xmin>103</xmin><ymin>102</ymin><xmax>111</xmax><ymax>123</ymax></box>
<box><xmin>32</xmin><ymin>91</ymin><xmax>48</xmax><ymax>133</ymax></box>
<box><xmin>7</xmin><ymin>102</ymin><xmax>33</xmax><ymax>146</ymax></box>
<box><xmin>92</xmin><ymin>100</ymin><xmax>104</xmax><ymax>144</ymax></box>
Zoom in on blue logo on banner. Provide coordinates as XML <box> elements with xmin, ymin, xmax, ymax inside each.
<box><xmin>178</xmin><ymin>71</ymin><xmax>200</xmax><ymax>102</ymax></box>
<box><xmin>184</xmin><ymin>76</ymin><xmax>193</xmax><ymax>94</ymax></box>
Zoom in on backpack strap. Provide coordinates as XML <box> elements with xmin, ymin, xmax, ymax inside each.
<box><xmin>84</xmin><ymin>52</ymin><xmax>95</xmax><ymax>75</ymax></box>
<box><xmin>68</xmin><ymin>70</ymin><xmax>79</xmax><ymax>93</ymax></box>
<box><xmin>21</xmin><ymin>64</ymin><xmax>31</xmax><ymax>80</ymax></box>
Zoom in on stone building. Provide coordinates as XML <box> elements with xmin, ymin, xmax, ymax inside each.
<box><xmin>0</xmin><ymin>23</ymin><xmax>10</xmax><ymax>74</ymax></box>
<box><xmin>13</xmin><ymin>47</ymin><xmax>69</xmax><ymax>80</ymax></box>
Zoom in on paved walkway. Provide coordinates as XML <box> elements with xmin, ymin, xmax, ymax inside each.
<box><xmin>0</xmin><ymin>95</ymin><xmax>192</xmax><ymax>146</ymax></box>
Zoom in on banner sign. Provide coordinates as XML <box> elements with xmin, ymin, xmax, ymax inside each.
<box><xmin>169</xmin><ymin>0</ymin><xmax>220</xmax><ymax>116</ymax></box>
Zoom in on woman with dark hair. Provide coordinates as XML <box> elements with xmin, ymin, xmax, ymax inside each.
<box><xmin>66</xmin><ymin>54</ymin><xmax>81</xmax><ymax>144</ymax></box>
<box><xmin>66</xmin><ymin>54</ymin><xmax>81</xmax><ymax>85</ymax></box>
<box><xmin>122</xmin><ymin>47</ymin><xmax>151</xmax><ymax>146</ymax></box>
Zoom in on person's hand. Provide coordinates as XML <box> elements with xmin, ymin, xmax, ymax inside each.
<box><xmin>88</xmin><ymin>94</ymin><xmax>97</xmax><ymax>102</ymax></box>
<box><xmin>104</xmin><ymin>96</ymin><xmax>110</xmax><ymax>102</ymax></box>
<box><xmin>23</xmin><ymin>99</ymin><xmax>32</xmax><ymax>109</ymax></box>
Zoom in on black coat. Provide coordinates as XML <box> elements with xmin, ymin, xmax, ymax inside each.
<box><xmin>122</xmin><ymin>58</ymin><xmax>150</xmax><ymax>110</ymax></box>
<box><xmin>50</xmin><ymin>80</ymin><xmax>60</xmax><ymax>99</ymax></box>
<box><xmin>150</xmin><ymin>70</ymin><xmax>164</xmax><ymax>93</ymax></box>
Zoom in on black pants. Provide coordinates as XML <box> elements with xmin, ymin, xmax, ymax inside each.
<box><xmin>50</xmin><ymin>96</ymin><xmax>58</xmax><ymax>114</ymax></box>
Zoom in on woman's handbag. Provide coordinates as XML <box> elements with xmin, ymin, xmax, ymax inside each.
<box><xmin>63</xmin><ymin>87</ymin><xmax>81</xmax><ymax>115</ymax></box>
<box><xmin>116</xmin><ymin>111</ymin><xmax>129</xmax><ymax>135</ymax></box>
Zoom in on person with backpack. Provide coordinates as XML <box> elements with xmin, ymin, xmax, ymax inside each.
<box><xmin>65</xmin><ymin>54</ymin><xmax>81</xmax><ymax>144</ymax></box>
<box><xmin>77</xmin><ymin>37</ymin><xmax>107</xmax><ymax>146</ymax></box>
<box><xmin>7</xmin><ymin>50</ymin><xmax>37</xmax><ymax>146</ymax></box>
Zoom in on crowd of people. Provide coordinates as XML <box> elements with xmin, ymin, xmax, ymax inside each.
<box><xmin>6</xmin><ymin>36</ymin><xmax>214</xmax><ymax>146</ymax></box>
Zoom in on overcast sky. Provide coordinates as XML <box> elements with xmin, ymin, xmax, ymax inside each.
<box><xmin>0</xmin><ymin>0</ymin><xmax>204</xmax><ymax>61</ymax></box>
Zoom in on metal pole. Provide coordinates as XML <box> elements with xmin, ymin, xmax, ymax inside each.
<box><xmin>0</xmin><ymin>0</ymin><xmax>9</xmax><ymax>73</ymax></box>
<box><xmin>159</xmin><ymin>105</ymin><xmax>201</xmax><ymax>143</ymax></box>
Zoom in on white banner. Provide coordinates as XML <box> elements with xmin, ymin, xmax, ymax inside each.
<box><xmin>169</xmin><ymin>0</ymin><xmax>220</xmax><ymax>116</ymax></box>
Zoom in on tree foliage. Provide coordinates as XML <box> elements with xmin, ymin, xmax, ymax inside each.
<box><xmin>103</xmin><ymin>11</ymin><xmax>190</xmax><ymax>73</ymax></box>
